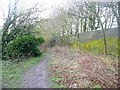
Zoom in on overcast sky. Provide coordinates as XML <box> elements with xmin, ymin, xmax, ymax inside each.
<box><xmin>0</xmin><ymin>0</ymin><xmax>119</xmax><ymax>28</ymax></box>
<box><xmin>0</xmin><ymin>0</ymin><xmax>71</xmax><ymax>28</ymax></box>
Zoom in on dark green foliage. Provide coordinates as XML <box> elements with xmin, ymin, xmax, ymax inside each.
<box><xmin>36</xmin><ymin>36</ymin><xmax>44</xmax><ymax>45</ymax></box>
<box><xmin>3</xmin><ymin>35</ymin><xmax>44</xmax><ymax>60</ymax></box>
<box><xmin>32</xmin><ymin>47</ymin><xmax>41</xmax><ymax>57</ymax></box>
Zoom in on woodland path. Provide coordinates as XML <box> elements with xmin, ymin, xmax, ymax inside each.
<box><xmin>19</xmin><ymin>50</ymin><xmax>52</xmax><ymax>88</ymax></box>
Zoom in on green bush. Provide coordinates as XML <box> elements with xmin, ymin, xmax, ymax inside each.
<box><xmin>36</xmin><ymin>36</ymin><xmax>44</xmax><ymax>44</ymax></box>
<box><xmin>32</xmin><ymin>47</ymin><xmax>41</xmax><ymax>57</ymax></box>
<box><xmin>3</xmin><ymin>35</ymin><xmax>44</xmax><ymax>60</ymax></box>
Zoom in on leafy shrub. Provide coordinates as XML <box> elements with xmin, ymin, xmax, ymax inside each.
<box><xmin>36</xmin><ymin>36</ymin><xmax>44</xmax><ymax>44</ymax></box>
<box><xmin>32</xmin><ymin>47</ymin><xmax>41</xmax><ymax>57</ymax></box>
<box><xmin>3</xmin><ymin>35</ymin><xmax>44</xmax><ymax>60</ymax></box>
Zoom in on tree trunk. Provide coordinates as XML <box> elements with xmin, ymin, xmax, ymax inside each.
<box><xmin>99</xmin><ymin>20</ymin><xmax>107</xmax><ymax>54</ymax></box>
<box><xmin>83</xmin><ymin>18</ymin><xmax>87</xmax><ymax>32</ymax></box>
<box><xmin>81</xmin><ymin>18</ymin><xmax>83</xmax><ymax>32</ymax></box>
<box><xmin>118</xmin><ymin>2</ymin><xmax>120</xmax><ymax>39</ymax></box>
<box><xmin>76</xmin><ymin>17</ymin><xmax>80</xmax><ymax>38</ymax></box>
<box><xmin>118</xmin><ymin>2</ymin><xmax>120</xmax><ymax>64</ymax></box>
<box><xmin>70</xmin><ymin>21</ymin><xmax>73</xmax><ymax>34</ymax></box>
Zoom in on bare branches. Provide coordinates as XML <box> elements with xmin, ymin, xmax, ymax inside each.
<box><xmin>2</xmin><ymin>0</ymin><xmax>44</xmax><ymax>48</ymax></box>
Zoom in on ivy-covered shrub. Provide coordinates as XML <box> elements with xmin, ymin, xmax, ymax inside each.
<box><xmin>3</xmin><ymin>35</ymin><xmax>44</xmax><ymax>60</ymax></box>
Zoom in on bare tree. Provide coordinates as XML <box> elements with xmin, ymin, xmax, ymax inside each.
<box><xmin>66</xmin><ymin>1</ymin><xmax>116</xmax><ymax>54</ymax></box>
<box><xmin>2</xmin><ymin>0</ymin><xmax>44</xmax><ymax>49</ymax></box>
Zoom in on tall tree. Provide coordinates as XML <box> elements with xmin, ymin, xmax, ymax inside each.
<box><xmin>2</xmin><ymin>0</ymin><xmax>44</xmax><ymax>49</ymax></box>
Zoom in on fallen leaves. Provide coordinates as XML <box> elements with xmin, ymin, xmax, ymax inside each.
<box><xmin>49</xmin><ymin>46</ymin><xmax>118</xmax><ymax>88</ymax></box>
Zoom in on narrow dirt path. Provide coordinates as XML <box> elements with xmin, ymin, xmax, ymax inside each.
<box><xmin>19</xmin><ymin>50</ymin><xmax>52</xmax><ymax>88</ymax></box>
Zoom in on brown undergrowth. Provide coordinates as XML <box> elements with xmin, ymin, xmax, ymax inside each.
<box><xmin>49</xmin><ymin>46</ymin><xmax>118</xmax><ymax>88</ymax></box>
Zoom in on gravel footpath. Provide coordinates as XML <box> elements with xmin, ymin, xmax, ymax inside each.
<box><xmin>19</xmin><ymin>51</ymin><xmax>51</xmax><ymax>88</ymax></box>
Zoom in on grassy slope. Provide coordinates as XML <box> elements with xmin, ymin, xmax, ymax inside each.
<box><xmin>71</xmin><ymin>38</ymin><xmax>118</xmax><ymax>56</ymax></box>
<box><xmin>2</xmin><ymin>52</ymin><xmax>48</xmax><ymax>88</ymax></box>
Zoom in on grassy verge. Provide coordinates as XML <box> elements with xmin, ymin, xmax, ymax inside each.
<box><xmin>71</xmin><ymin>38</ymin><xmax>118</xmax><ymax>56</ymax></box>
<box><xmin>2</xmin><ymin>52</ymin><xmax>48</xmax><ymax>88</ymax></box>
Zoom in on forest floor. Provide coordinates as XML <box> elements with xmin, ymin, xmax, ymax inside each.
<box><xmin>18</xmin><ymin>46</ymin><xmax>118</xmax><ymax>88</ymax></box>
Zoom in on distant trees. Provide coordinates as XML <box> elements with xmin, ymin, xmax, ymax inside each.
<box><xmin>17</xmin><ymin>0</ymin><xmax>118</xmax><ymax>55</ymax></box>
<box><xmin>45</xmin><ymin>1</ymin><xmax>118</xmax><ymax>54</ymax></box>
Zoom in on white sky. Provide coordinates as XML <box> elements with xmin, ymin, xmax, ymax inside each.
<box><xmin>18</xmin><ymin>0</ymin><xmax>69</xmax><ymax>17</ymax></box>
<box><xmin>0</xmin><ymin>0</ymin><xmax>70</xmax><ymax>28</ymax></box>
<box><xmin>0</xmin><ymin>0</ymin><xmax>119</xmax><ymax>28</ymax></box>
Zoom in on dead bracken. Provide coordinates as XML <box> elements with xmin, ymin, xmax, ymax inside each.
<box><xmin>49</xmin><ymin>46</ymin><xmax>118</xmax><ymax>88</ymax></box>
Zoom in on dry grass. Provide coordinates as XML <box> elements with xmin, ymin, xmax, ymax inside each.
<box><xmin>49</xmin><ymin>46</ymin><xmax>118</xmax><ymax>88</ymax></box>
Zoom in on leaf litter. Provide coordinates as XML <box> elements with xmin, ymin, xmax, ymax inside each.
<box><xmin>49</xmin><ymin>46</ymin><xmax>118</xmax><ymax>88</ymax></box>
